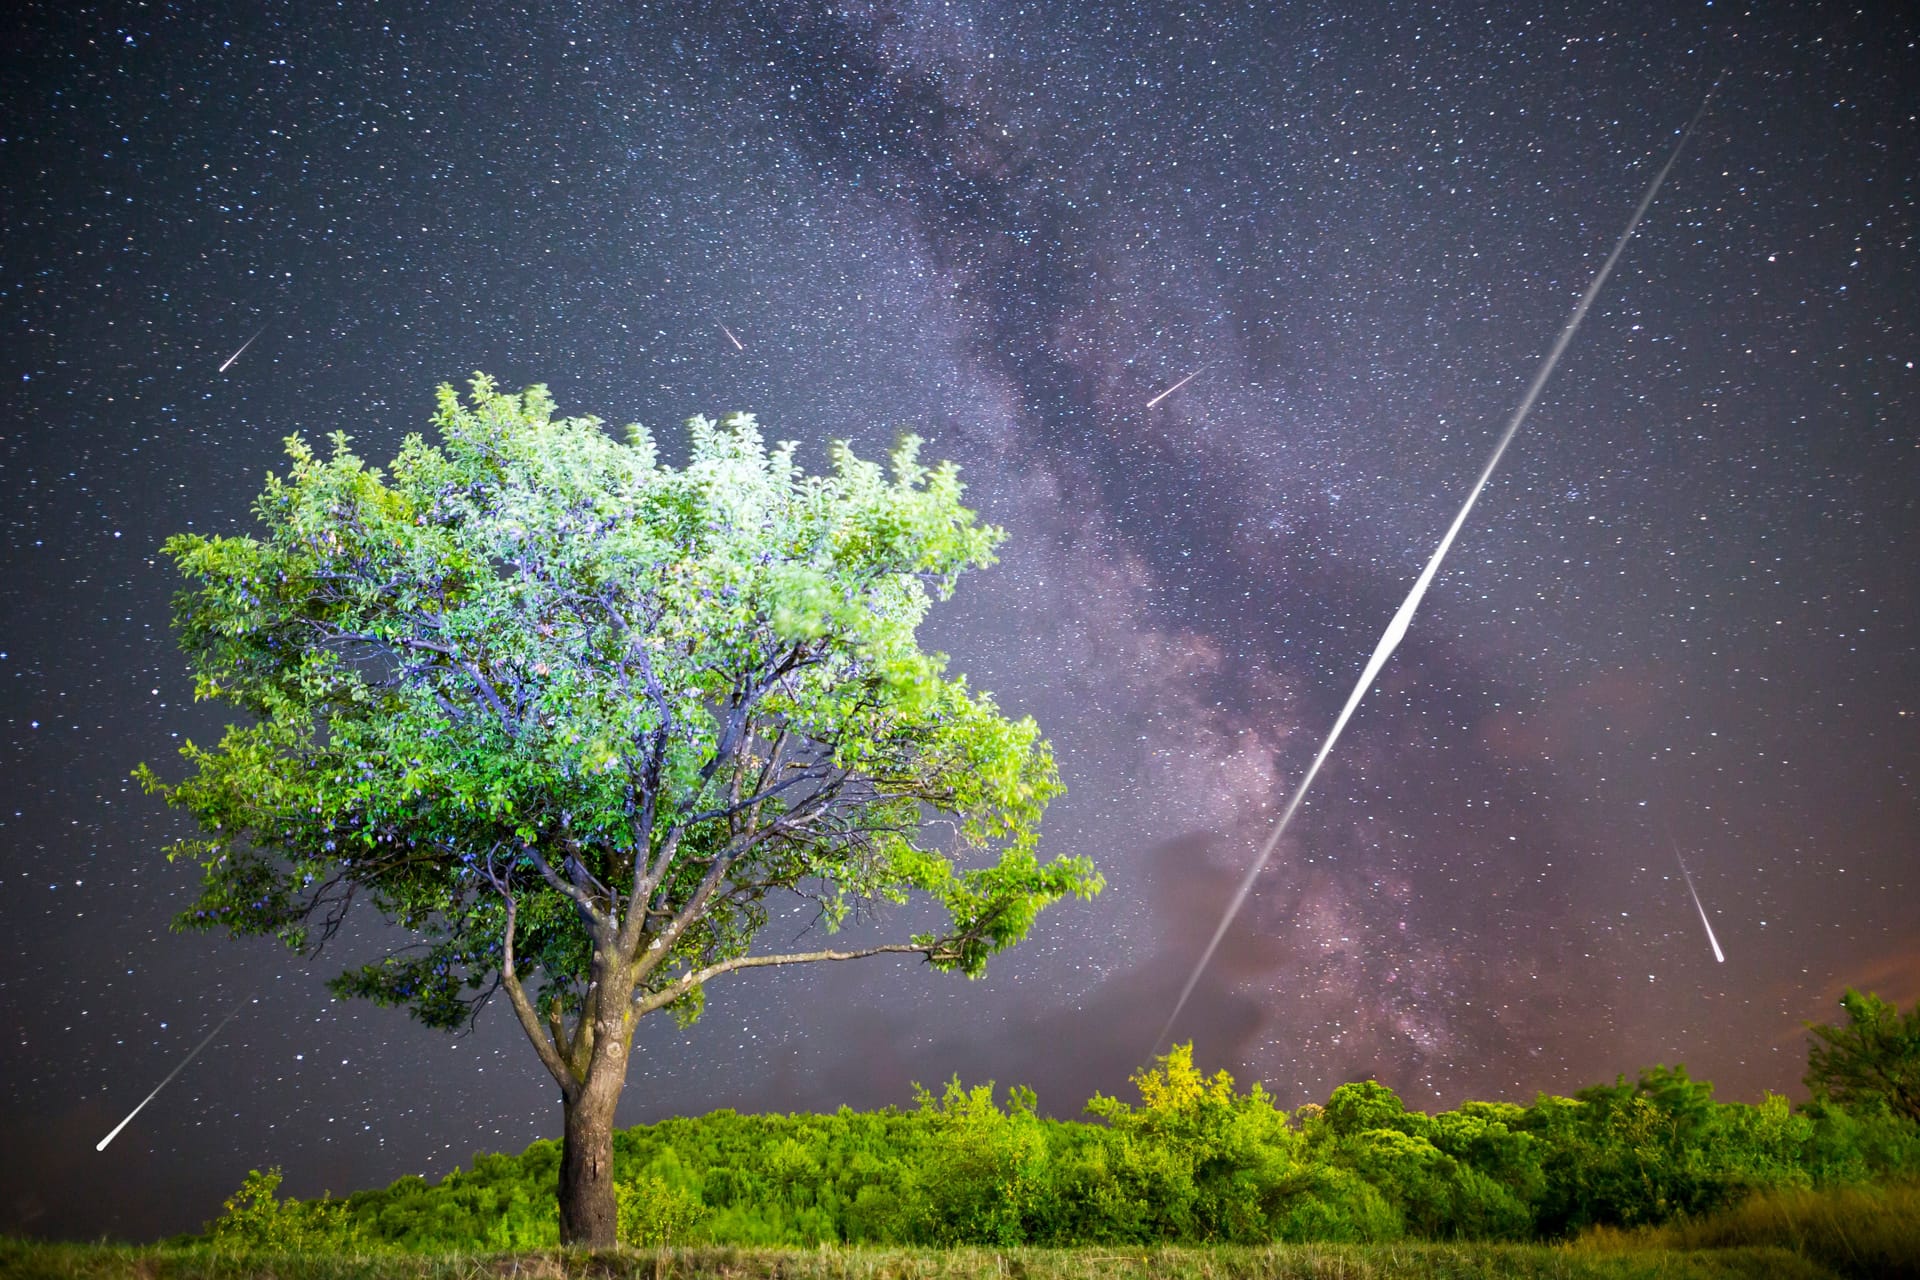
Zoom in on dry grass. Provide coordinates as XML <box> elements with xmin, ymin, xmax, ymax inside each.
<box><xmin>1573</xmin><ymin>1181</ymin><xmax>1920</xmax><ymax>1278</ymax></box>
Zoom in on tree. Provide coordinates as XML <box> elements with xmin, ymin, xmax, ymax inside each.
<box><xmin>1322</xmin><ymin>1080</ymin><xmax>1419</xmax><ymax>1139</ymax></box>
<box><xmin>139</xmin><ymin>376</ymin><xmax>1102</xmax><ymax>1247</ymax></box>
<box><xmin>1085</xmin><ymin>1045</ymin><xmax>1304</xmax><ymax>1241</ymax></box>
<box><xmin>1804</xmin><ymin>987</ymin><xmax>1920</xmax><ymax>1124</ymax></box>
<box><xmin>908</xmin><ymin>1079</ymin><xmax>1053</xmax><ymax>1245</ymax></box>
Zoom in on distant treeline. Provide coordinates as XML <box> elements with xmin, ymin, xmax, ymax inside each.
<box><xmin>209</xmin><ymin>1044</ymin><xmax>1920</xmax><ymax>1250</ymax></box>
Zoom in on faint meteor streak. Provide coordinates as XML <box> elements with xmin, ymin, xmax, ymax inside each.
<box><xmin>1671</xmin><ymin>840</ymin><xmax>1726</xmax><ymax>963</ymax></box>
<box><xmin>1146</xmin><ymin>367</ymin><xmax>1202</xmax><ymax>408</ymax></box>
<box><xmin>218</xmin><ymin>326</ymin><xmax>267</xmax><ymax>373</ymax></box>
<box><xmin>1155</xmin><ymin>84</ymin><xmax>1720</xmax><ymax>1054</ymax></box>
<box><xmin>720</xmin><ymin>324</ymin><xmax>745</xmax><ymax>351</ymax></box>
<box><xmin>96</xmin><ymin>997</ymin><xmax>250</xmax><ymax>1151</ymax></box>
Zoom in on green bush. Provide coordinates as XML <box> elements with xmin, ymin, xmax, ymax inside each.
<box><xmin>1324</xmin><ymin>1081</ymin><xmax>1419</xmax><ymax>1138</ymax></box>
<box><xmin>224</xmin><ymin>1041</ymin><xmax>1920</xmax><ymax>1251</ymax></box>
<box><xmin>908</xmin><ymin>1079</ymin><xmax>1052</xmax><ymax>1245</ymax></box>
<box><xmin>615</xmin><ymin>1174</ymin><xmax>709</xmax><ymax>1246</ymax></box>
<box><xmin>209</xmin><ymin>1167</ymin><xmax>364</xmax><ymax>1251</ymax></box>
<box><xmin>1086</xmin><ymin>1044</ymin><xmax>1308</xmax><ymax>1242</ymax></box>
<box><xmin>1269</xmin><ymin>1165</ymin><xmax>1403</xmax><ymax>1242</ymax></box>
<box><xmin>1338</xmin><ymin>1128</ymin><xmax>1456</xmax><ymax>1236</ymax></box>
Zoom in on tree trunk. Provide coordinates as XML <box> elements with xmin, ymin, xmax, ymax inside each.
<box><xmin>557</xmin><ymin>1077</ymin><xmax>622</xmax><ymax>1248</ymax></box>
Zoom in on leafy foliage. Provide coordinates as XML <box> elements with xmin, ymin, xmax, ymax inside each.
<box><xmin>1085</xmin><ymin>1045</ymin><xmax>1306</xmax><ymax>1242</ymax></box>
<box><xmin>616</xmin><ymin>1175</ymin><xmax>709</xmax><ymax>1246</ymax></box>
<box><xmin>140</xmin><ymin>376</ymin><xmax>1101</xmax><ymax>1243</ymax></box>
<box><xmin>1805</xmin><ymin>987</ymin><xmax>1920</xmax><ymax>1125</ymax></box>
<box><xmin>229</xmin><ymin>1039</ymin><xmax>1918</xmax><ymax>1252</ymax></box>
<box><xmin>142</xmin><ymin>377</ymin><xmax>1098</xmax><ymax>1050</ymax></box>
<box><xmin>208</xmin><ymin>1168</ymin><xmax>363</xmax><ymax>1252</ymax></box>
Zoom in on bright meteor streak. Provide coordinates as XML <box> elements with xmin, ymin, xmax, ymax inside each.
<box><xmin>1671</xmin><ymin>840</ymin><xmax>1726</xmax><ymax>964</ymax></box>
<box><xmin>218</xmin><ymin>326</ymin><xmax>267</xmax><ymax>373</ymax></box>
<box><xmin>1146</xmin><ymin>367</ymin><xmax>1202</xmax><ymax>408</ymax></box>
<box><xmin>96</xmin><ymin>997</ymin><xmax>250</xmax><ymax>1152</ymax></box>
<box><xmin>1155</xmin><ymin>84</ymin><xmax>1719</xmax><ymax>1054</ymax></box>
<box><xmin>720</xmin><ymin>323</ymin><xmax>745</xmax><ymax>351</ymax></box>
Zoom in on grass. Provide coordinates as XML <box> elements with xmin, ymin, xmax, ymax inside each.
<box><xmin>0</xmin><ymin>1240</ymin><xmax>1849</xmax><ymax>1280</ymax></box>
<box><xmin>15</xmin><ymin>1185</ymin><xmax>1920</xmax><ymax>1280</ymax></box>
<box><xmin>1573</xmin><ymin>1181</ymin><xmax>1920</xmax><ymax>1279</ymax></box>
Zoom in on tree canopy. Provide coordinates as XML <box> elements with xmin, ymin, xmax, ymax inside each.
<box><xmin>1805</xmin><ymin>987</ymin><xmax>1920</xmax><ymax>1124</ymax></box>
<box><xmin>140</xmin><ymin>375</ymin><xmax>1100</xmax><ymax>1244</ymax></box>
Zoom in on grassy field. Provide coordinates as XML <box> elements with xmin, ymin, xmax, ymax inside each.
<box><xmin>0</xmin><ymin>1240</ymin><xmax>1856</xmax><ymax>1280</ymax></box>
<box><xmin>8</xmin><ymin>1182</ymin><xmax>1915</xmax><ymax>1280</ymax></box>
<box><xmin>1569</xmin><ymin>1181</ymin><xmax>1920</xmax><ymax>1279</ymax></box>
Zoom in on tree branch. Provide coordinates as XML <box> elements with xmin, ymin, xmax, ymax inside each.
<box><xmin>632</xmin><ymin>942</ymin><xmax>949</xmax><ymax>1017</ymax></box>
<box><xmin>692</xmin><ymin>642</ymin><xmax>814</xmax><ymax>792</ymax></box>
<box><xmin>461</xmin><ymin>660</ymin><xmax>515</xmax><ymax>728</ymax></box>
<box><xmin>491</xmin><ymin>885</ymin><xmax>577</xmax><ymax>1097</ymax></box>
<box><xmin>603</xmin><ymin>601</ymin><xmax>675</xmax><ymax>917</ymax></box>
<box><xmin>746</xmin><ymin>727</ymin><xmax>790</xmax><ymax>835</ymax></box>
<box><xmin>677</xmin><ymin>769</ymin><xmax>815</xmax><ymax>831</ymax></box>
<box><xmin>519</xmin><ymin>840</ymin><xmax>607</xmax><ymax>928</ymax></box>
<box><xmin>630</xmin><ymin>841</ymin><xmax>738</xmax><ymax>984</ymax></box>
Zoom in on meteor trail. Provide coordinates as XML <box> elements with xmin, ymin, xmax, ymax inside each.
<box><xmin>1146</xmin><ymin>367</ymin><xmax>1202</xmax><ymax>408</ymax></box>
<box><xmin>720</xmin><ymin>324</ymin><xmax>744</xmax><ymax>351</ymax></box>
<box><xmin>1155</xmin><ymin>84</ymin><xmax>1719</xmax><ymax>1054</ymax></box>
<box><xmin>218</xmin><ymin>326</ymin><xmax>267</xmax><ymax>373</ymax></box>
<box><xmin>1671</xmin><ymin>840</ymin><xmax>1726</xmax><ymax>963</ymax></box>
<box><xmin>96</xmin><ymin>997</ymin><xmax>250</xmax><ymax>1152</ymax></box>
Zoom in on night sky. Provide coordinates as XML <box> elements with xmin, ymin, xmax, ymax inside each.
<box><xmin>4</xmin><ymin>0</ymin><xmax>1917</xmax><ymax>1244</ymax></box>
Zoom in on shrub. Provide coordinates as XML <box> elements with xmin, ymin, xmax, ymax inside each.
<box><xmin>615</xmin><ymin>1174</ymin><xmax>709</xmax><ymax>1246</ymax></box>
<box><xmin>1269</xmin><ymin>1165</ymin><xmax>1403</xmax><ymax>1242</ymax></box>
<box><xmin>1325</xmin><ymin>1081</ymin><xmax>1419</xmax><ymax>1138</ymax></box>
<box><xmin>908</xmin><ymin>1078</ymin><xmax>1052</xmax><ymax>1245</ymax></box>
<box><xmin>209</xmin><ymin>1166</ymin><xmax>363</xmax><ymax>1251</ymax></box>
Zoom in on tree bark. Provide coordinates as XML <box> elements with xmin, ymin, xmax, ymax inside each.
<box><xmin>557</xmin><ymin>1075</ymin><xmax>622</xmax><ymax>1248</ymax></box>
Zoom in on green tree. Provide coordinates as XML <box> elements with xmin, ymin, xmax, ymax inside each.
<box><xmin>1323</xmin><ymin>1080</ymin><xmax>1420</xmax><ymax>1139</ymax></box>
<box><xmin>139</xmin><ymin>376</ymin><xmax>1101</xmax><ymax>1247</ymax></box>
<box><xmin>909</xmin><ymin>1079</ymin><xmax>1054</xmax><ymax>1245</ymax></box>
<box><xmin>1086</xmin><ymin>1044</ymin><xmax>1304</xmax><ymax>1241</ymax></box>
<box><xmin>1805</xmin><ymin>988</ymin><xmax>1920</xmax><ymax>1124</ymax></box>
<box><xmin>1525</xmin><ymin>1066</ymin><xmax>1736</xmax><ymax>1233</ymax></box>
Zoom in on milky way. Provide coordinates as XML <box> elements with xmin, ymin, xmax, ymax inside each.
<box><xmin>1160</xmin><ymin>76</ymin><xmax>1715</xmax><ymax>1050</ymax></box>
<box><xmin>2</xmin><ymin>1</ymin><xmax>1915</xmax><ymax>1242</ymax></box>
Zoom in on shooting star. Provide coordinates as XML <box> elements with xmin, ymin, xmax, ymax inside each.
<box><xmin>719</xmin><ymin>323</ymin><xmax>745</xmax><ymax>351</ymax></box>
<box><xmin>218</xmin><ymin>326</ymin><xmax>267</xmax><ymax>373</ymax></box>
<box><xmin>1155</xmin><ymin>82</ymin><xmax>1720</xmax><ymax>1055</ymax></box>
<box><xmin>1146</xmin><ymin>367</ymin><xmax>1202</xmax><ymax>408</ymax></box>
<box><xmin>96</xmin><ymin>997</ymin><xmax>250</xmax><ymax>1151</ymax></box>
<box><xmin>1671</xmin><ymin>840</ymin><xmax>1726</xmax><ymax>963</ymax></box>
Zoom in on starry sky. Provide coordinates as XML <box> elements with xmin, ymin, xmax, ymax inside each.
<box><xmin>4</xmin><ymin>0</ymin><xmax>1917</xmax><ymax>1245</ymax></box>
